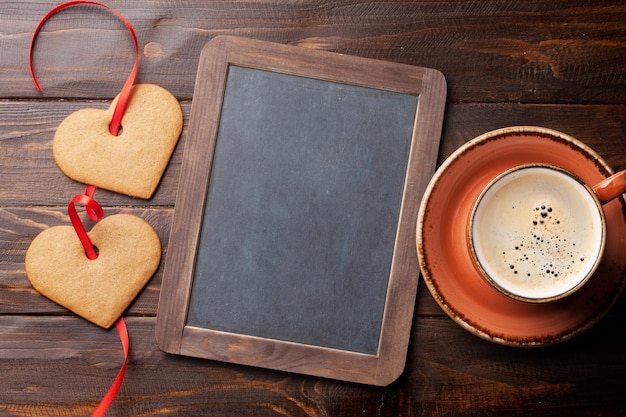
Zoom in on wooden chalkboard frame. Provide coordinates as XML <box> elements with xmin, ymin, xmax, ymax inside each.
<box><xmin>156</xmin><ymin>36</ymin><xmax>446</xmax><ymax>386</ymax></box>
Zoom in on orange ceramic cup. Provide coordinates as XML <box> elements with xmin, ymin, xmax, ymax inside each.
<box><xmin>417</xmin><ymin>126</ymin><xmax>626</xmax><ymax>346</ymax></box>
<box><xmin>467</xmin><ymin>164</ymin><xmax>626</xmax><ymax>302</ymax></box>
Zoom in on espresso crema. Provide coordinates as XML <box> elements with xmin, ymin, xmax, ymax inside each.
<box><xmin>471</xmin><ymin>166</ymin><xmax>605</xmax><ymax>301</ymax></box>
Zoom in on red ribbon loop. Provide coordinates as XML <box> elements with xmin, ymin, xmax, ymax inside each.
<box><xmin>29</xmin><ymin>0</ymin><xmax>139</xmax><ymax>136</ymax></box>
<box><xmin>68</xmin><ymin>187</ymin><xmax>104</xmax><ymax>260</ymax></box>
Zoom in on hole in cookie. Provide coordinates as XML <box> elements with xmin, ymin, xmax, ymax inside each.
<box><xmin>87</xmin><ymin>245</ymin><xmax>99</xmax><ymax>260</ymax></box>
<box><xmin>109</xmin><ymin>123</ymin><xmax>124</xmax><ymax>136</ymax></box>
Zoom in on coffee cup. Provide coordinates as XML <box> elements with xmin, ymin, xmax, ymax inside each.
<box><xmin>468</xmin><ymin>163</ymin><xmax>626</xmax><ymax>303</ymax></box>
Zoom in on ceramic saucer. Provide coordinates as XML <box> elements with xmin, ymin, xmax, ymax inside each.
<box><xmin>417</xmin><ymin>126</ymin><xmax>626</xmax><ymax>346</ymax></box>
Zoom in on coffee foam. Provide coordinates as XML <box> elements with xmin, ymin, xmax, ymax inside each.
<box><xmin>471</xmin><ymin>166</ymin><xmax>604</xmax><ymax>300</ymax></box>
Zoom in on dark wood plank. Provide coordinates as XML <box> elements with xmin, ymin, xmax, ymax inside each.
<box><xmin>0</xmin><ymin>317</ymin><xmax>398</xmax><ymax>417</ymax></box>
<box><xmin>408</xmin><ymin>309</ymin><xmax>626</xmax><ymax>416</ymax></box>
<box><xmin>2</xmin><ymin>0</ymin><xmax>624</xmax><ymax>104</ymax></box>
<box><xmin>439</xmin><ymin>104</ymin><xmax>626</xmax><ymax>169</ymax></box>
<box><xmin>1</xmin><ymin>314</ymin><xmax>625</xmax><ymax>416</ymax></box>
<box><xmin>1</xmin><ymin>100</ymin><xmax>624</xmax><ymax>207</ymax></box>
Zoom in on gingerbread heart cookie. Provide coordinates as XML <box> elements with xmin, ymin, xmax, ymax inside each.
<box><xmin>25</xmin><ymin>213</ymin><xmax>161</xmax><ymax>328</ymax></box>
<box><xmin>53</xmin><ymin>84</ymin><xmax>183</xmax><ymax>199</ymax></box>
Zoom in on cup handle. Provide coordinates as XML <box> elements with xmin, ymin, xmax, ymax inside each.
<box><xmin>592</xmin><ymin>170</ymin><xmax>626</xmax><ymax>205</ymax></box>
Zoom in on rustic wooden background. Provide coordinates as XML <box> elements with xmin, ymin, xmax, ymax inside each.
<box><xmin>1</xmin><ymin>0</ymin><xmax>625</xmax><ymax>415</ymax></box>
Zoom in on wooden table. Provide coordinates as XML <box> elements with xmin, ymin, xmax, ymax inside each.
<box><xmin>1</xmin><ymin>1</ymin><xmax>625</xmax><ymax>415</ymax></box>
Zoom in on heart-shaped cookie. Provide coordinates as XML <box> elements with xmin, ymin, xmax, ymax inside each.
<box><xmin>53</xmin><ymin>84</ymin><xmax>183</xmax><ymax>199</ymax></box>
<box><xmin>25</xmin><ymin>214</ymin><xmax>161</xmax><ymax>328</ymax></box>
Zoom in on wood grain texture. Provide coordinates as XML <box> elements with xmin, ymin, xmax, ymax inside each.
<box><xmin>1</xmin><ymin>314</ymin><xmax>625</xmax><ymax>416</ymax></box>
<box><xmin>2</xmin><ymin>0</ymin><xmax>625</xmax><ymax>103</ymax></box>
<box><xmin>2</xmin><ymin>101</ymin><xmax>624</xmax><ymax>206</ymax></box>
<box><xmin>1</xmin><ymin>0</ymin><xmax>625</xmax><ymax>415</ymax></box>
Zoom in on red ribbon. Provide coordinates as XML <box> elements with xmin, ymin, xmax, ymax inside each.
<box><xmin>30</xmin><ymin>2</ymin><xmax>139</xmax><ymax>415</ymax></box>
<box><xmin>29</xmin><ymin>0</ymin><xmax>138</xmax><ymax>136</ymax></box>
<box><xmin>92</xmin><ymin>318</ymin><xmax>129</xmax><ymax>417</ymax></box>
<box><xmin>68</xmin><ymin>185</ymin><xmax>102</xmax><ymax>260</ymax></box>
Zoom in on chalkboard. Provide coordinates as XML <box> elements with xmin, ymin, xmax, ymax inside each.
<box><xmin>156</xmin><ymin>36</ymin><xmax>446</xmax><ymax>386</ymax></box>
